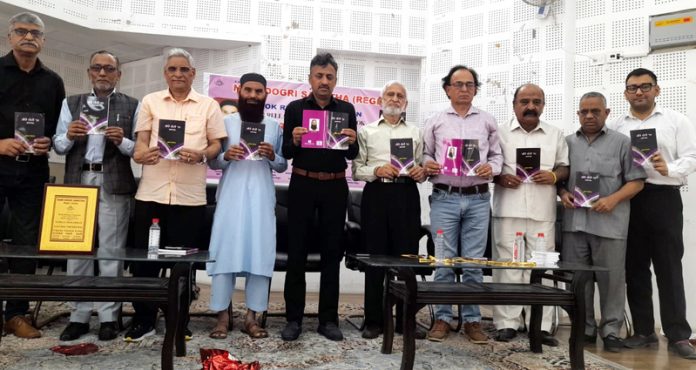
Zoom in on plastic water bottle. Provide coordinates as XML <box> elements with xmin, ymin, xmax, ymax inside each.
<box><xmin>148</xmin><ymin>218</ymin><xmax>161</xmax><ymax>259</ymax></box>
<box><xmin>434</xmin><ymin>229</ymin><xmax>446</xmax><ymax>265</ymax></box>
<box><xmin>536</xmin><ymin>232</ymin><xmax>546</xmax><ymax>253</ymax></box>
<box><xmin>512</xmin><ymin>232</ymin><xmax>525</xmax><ymax>262</ymax></box>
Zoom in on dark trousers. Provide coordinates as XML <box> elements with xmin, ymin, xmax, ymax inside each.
<box><xmin>284</xmin><ymin>173</ymin><xmax>348</xmax><ymax>325</ymax></box>
<box><xmin>130</xmin><ymin>200</ymin><xmax>205</xmax><ymax>327</ymax></box>
<box><xmin>0</xmin><ymin>171</ymin><xmax>47</xmax><ymax>320</ymax></box>
<box><xmin>626</xmin><ymin>185</ymin><xmax>692</xmax><ymax>342</ymax></box>
<box><xmin>361</xmin><ymin>181</ymin><xmax>421</xmax><ymax>328</ymax></box>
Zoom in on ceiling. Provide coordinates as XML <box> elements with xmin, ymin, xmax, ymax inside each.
<box><xmin>0</xmin><ymin>2</ymin><xmax>252</xmax><ymax>63</ymax></box>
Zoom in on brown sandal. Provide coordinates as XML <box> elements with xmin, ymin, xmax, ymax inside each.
<box><xmin>241</xmin><ymin>320</ymin><xmax>268</xmax><ymax>339</ymax></box>
<box><xmin>209</xmin><ymin>324</ymin><xmax>228</xmax><ymax>339</ymax></box>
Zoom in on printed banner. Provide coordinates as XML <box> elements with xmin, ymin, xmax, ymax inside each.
<box><xmin>204</xmin><ymin>73</ymin><xmax>382</xmax><ymax>187</ymax></box>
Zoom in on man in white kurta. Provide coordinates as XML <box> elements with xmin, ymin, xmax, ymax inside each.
<box><xmin>206</xmin><ymin>73</ymin><xmax>287</xmax><ymax>339</ymax></box>
<box><xmin>491</xmin><ymin>84</ymin><xmax>569</xmax><ymax>346</ymax></box>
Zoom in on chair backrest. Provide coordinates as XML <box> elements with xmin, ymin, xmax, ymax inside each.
<box><xmin>274</xmin><ymin>184</ymin><xmax>323</xmax><ymax>271</ymax></box>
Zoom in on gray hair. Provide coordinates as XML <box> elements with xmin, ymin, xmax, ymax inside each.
<box><xmin>579</xmin><ymin>91</ymin><xmax>607</xmax><ymax>107</ymax></box>
<box><xmin>8</xmin><ymin>12</ymin><xmax>45</xmax><ymax>33</ymax></box>
<box><xmin>381</xmin><ymin>80</ymin><xmax>408</xmax><ymax>100</ymax></box>
<box><xmin>165</xmin><ymin>48</ymin><xmax>194</xmax><ymax>66</ymax></box>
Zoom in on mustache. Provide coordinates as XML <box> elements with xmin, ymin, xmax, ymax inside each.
<box><xmin>523</xmin><ymin>110</ymin><xmax>538</xmax><ymax>117</ymax></box>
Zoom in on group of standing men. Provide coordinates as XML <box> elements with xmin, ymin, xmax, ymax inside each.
<box><xmin>1</xmin><ymin>11</ymin><xmax>695</xmax><ymax>361</ymax></box>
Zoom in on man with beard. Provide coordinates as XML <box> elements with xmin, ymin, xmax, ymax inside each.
<box><xmin>281</xmin><ymin>53</ymin><xmax>358</xmax><ymax>342</ymax></box>
<box><xmin>610</xmin><ymin>68</ymin><xmax>696</xmax><ymax>359</ymax></box>
<box><xmin>422</xmin><ymin>65</ymin><xmax>502</xmax><ymax>343</ymax></box>
<box><xmin>559</xmin><ymin>92</ymin><xmax>645</xmax><ymax>352</ymax></box>
<box><xmin>491</xmin><ymin>84</ymin><xmax>568</xmax><ymax>346</ymax></box>
<box><xmin>352</xmin><ymin>80</ymin><xmax>426</xmax><ymax>339</ymax></box>
<box><xmin>127</xmin><ymin>48</ymin><xmax>226</xmax><ymax>342</ymax></box>
<box><xmin>53</xmin><ymin>50</ymin><xmax>139</xmax><ymax>341</ymax></box>
<box><xmin>0</xmin><ymin>12</ymin><xmax>65</xmax><ymax>339</ymax></box>
<box><xmin>206</xmin><ymin>73</ymin><xmax>287</xmax><ymax>340</ymax></box>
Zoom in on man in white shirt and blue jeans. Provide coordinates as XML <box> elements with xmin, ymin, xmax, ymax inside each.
<box><xmin>610</xmin><ymin>68</ymin><xmax>696</xmax><ymax>359</ymax></box>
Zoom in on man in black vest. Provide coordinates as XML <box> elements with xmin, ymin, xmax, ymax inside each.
<box><xmin>0</xmin><ymin>12</ymin><xmax>65</xmax><ymax>339</ymax></box>
<box><xmin>53</xmin><ymin>50</ymin><xmax>139</xmax><ymax>341</ymax></box>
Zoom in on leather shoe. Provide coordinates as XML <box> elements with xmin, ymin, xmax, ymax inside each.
<box><xmin>317</xmin><ymin>322</ymin><xmax>343</xmax><ymax>341</ymax></box>
<box><xmin>60</xmin><ymin>322</ymin><xmax>89</xmax><ymax>341</ymax></box>
<box><xmin>98</xmin><ymin>322</ymin><xmax>119</xmax><ymax>341</ymax></box>
<box><xmin>495</xmin><ymin>328</ymin><xmax>517</xmax><ymax>342</ymax></box>
<box><xmin>281</xmin><ymin>321</ymin><xmax>302</xmax><ymax>341</ymax></box>
<box><xmin>362</xmin><ymin>324</ymin><xmax>382</xmax><ymax>339</ymax></box>
<box><xmin>603</xmin><ymin>335</ymin><xmax>624</xmax><ymax>353</ymax></box>
<box><xmin>669</xmin><ymin>340</ymin><xmax>696</xmax><ymax>360</ymax></box>
<box><xmin>624</xmin><ymin>333</ymin><xmax>659</xmax><ymax>348</ymax></box>
<box><xmin>538</xmin><ymin>330</ymin><xmax>559</xmax><ymax>347</ymax></box>
<box><xmin>5</xmin><ymin>316</ymin><xmax>41</xmax><ymax>339</ymax></box>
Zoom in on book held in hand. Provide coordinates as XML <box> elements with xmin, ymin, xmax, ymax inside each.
<box><xmin>301</xmin><ymin>110</ymin><xmax>350</xmax><ymax>150</ymax></box>
<box><xmin>14</xmin><ymin>112</ymin><xmax>45</xmax><ymax>154</ymax></box>
<box><xmin>240</xmin><ymin>121</ymin><xmax>265</xmax><ymax>160</ymax></box>
<box><xmin>516</xmin><ymin>148</ymin><xmax>541</xmax><ymax>183</ymax></box>
<box><xmin>157</xmin><ymin>246</ymin><xmax>199</xmax><ymax>255</ymax></box>
<box><xmin>79</xmin><ymin>96</ymin><xmax>109</xmax><ymax>135</ymax></box>
<box><xmin>573</xmin><ymin>172</ymin><xmax>600</xmax><ymax>208</ymax></box>
<box><xmin>157</xmin><ymin>119</ymin><xmax>186</xmax><ymax>159</ymax></box>
<box><xmin>630</xmin><ymin>128</ymin><xmax>657</xmax><ymax>166</ymax></box>
<box><xmin>440</xmin><ymin>138</ymin><xmax>462</xmax><ymax>176</ymax></box>
<box><xmin>390</xmin><ymin>138</ymin><xmax>414</xmax><ymax>176</ymax></box>
<box><xmin>462</xmin><ymin>139</ymin><xmax>480</xmax><ymax>176</ymax></box>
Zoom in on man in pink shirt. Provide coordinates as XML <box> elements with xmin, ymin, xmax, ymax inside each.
<box><xmin>125</xmin><ymin>48</ymin><xmax>226</xmax><ymax>342</ymax></box>
<box><xmin>422</xmin><ymin>65</ymin><xmax>503</xmax><ymax>343</ymax></box>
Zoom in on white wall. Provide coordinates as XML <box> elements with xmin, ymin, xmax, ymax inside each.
<box><xmin>9</xmin><ymin>0</ymin><xmax>696</xmax><ymax>330</ymax></box>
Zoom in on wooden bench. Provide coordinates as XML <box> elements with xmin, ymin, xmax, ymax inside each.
<box><xmin>0</xmin><ymin>262</ymin><xmax>190</xmax><ymax>370</ymax></box>
<box><xmin>382</xmin><ymin>266</ymin><xmax>591</xmax><ymax>370</ymax></box>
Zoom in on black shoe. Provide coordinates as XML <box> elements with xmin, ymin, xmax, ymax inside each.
<box><xmin>603</xmin><ymin>335</ymin><xmax>624</xmax><ymax>353</ymax></box>
<box><xmin>540</xmin><ymin>330</ymin><xmax>559</xmax><ymax>347</ymax></box>
<box><xmin>362</xmin><ymin>324</ymin><xmax>382</xmax><ymax>339</ymax></box>
<box><xmin>394</xmin><ymin>325</ymin><xmax>427</xmax><ymax>340</ymax></box>
<box><xmin>317</xmin><ymin>322</ymin><xmax>343</xmax><ymax>341</ymax></box>
<box><xmin>123</xmin><ymin>322</ymin><xmax>155</xmax><ymax>342</ymax></box>
<box><xmin>584</xmin><ymin>334</ymin><xmax>597</xmax><ymax>344</ymax></box>
<box><xmin>60</xmin><ymin>322</ymin><xmax>89</xmax><ymax>341</ymax></box>
<box><xmin>624</xmin><ymin>333</ymin><xmax>659</xmax><ymax>348</ymax></box>
<box><xmin>184</xmin><ymin>327</ymin><xmax>193</xmax><ymax>341</ymax></box>
<box><xmin>495</xmin><ymin>328</ymin><xmax>517</xmax><ymax>342</ymax></box>
<box><xmin>98</xmin><ymin>322</ymin><xmax>119</xmax><ymax>341</ymax></box>
<box><xmin>669</xmin><ymin>340</ymin><xmax>696</xmax><ymax>359</ymax></box>
<box><xmin>281</xmin><ymin>321</ymin><xmax>302</xmax><ymax>341</ymax></box>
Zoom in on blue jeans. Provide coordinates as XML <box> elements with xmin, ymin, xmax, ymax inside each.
<box><xmin>430</xmin><ymin>188</ymin><xmax>491</xmax><ymax>323</ymax></box>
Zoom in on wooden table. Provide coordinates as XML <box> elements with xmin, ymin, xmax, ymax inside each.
<box><xmin>347</xmin><ymin>254</ymin><xmax>605</xmax><ymax>370</ymax></box>
<box><xmin>0</xmin><ymin>244</ymin><xmax>212</xmax><ymax>370</ymax></box>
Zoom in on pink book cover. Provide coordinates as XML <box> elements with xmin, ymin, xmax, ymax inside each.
<box><xmin>440</xmin><ymin>138</ymin><xmax>463</xmax><ymax>176</ymax></box>
<box><xmin>301</xmin><ymin>110</ymin><xmax>327</xmax><ymax>149</ymax></box>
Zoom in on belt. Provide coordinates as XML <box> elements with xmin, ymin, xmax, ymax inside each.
<box><xmin>376</xmin><ymin>177</ymin><xmax>415</xmax><ymax>184</ymax></box>
<box><xmin>15</xmin><ymin>154</ymin><xmax>33</xmax><ymax>162</ymax></box>
<box><xmin>82</xmin><ymin>163</ymin><xmax>103</xmax><ymax>172</ymax></box>
<box><xmin>292</xmin><ymin>167</ymin><xmax>345</xmax><ymax>180</ymax></box>
<box><xmin>434</xmin><ymin>183</ymin><xmax>488</xmax><ymax>195</ymax></box>
<box><xmin>643</xmin><ymin>183</ymin><xmax>680</xmax><ymax>191</ymax></box>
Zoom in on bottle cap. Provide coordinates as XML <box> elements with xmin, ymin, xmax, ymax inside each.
<box><xmin>515</xmin><ymin>232</ymin><xmax>523</xmax><ymax>236</ymax></box>
<box><xmin>537</xmin><ymin>232</ymin><xmax>544</xmax><ymax>237</ymax></box>
<box><xmin>152</xmin><ymin>218</ymin><xmax>159</xmax><ymax>223</ymax></box>
<box><xmin>436</xmin><ymin>229</ymin><xmax>444</xmax><ymax>235</ymax></box>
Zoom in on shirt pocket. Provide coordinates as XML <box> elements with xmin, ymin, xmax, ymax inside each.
<box><xmin>185</xmin><ymin>115</ymin><xmax>207</xmax><ymax>150</ymax></box>
<box><xmin>596</xmin><ymin>155</ymin><xmax>621</xmax><ymax>178</ymax></box>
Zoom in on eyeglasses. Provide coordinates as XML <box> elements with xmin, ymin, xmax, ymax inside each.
<box><xmin>578</xmin><ymin>109</ymin><xmax>604</xmax><ymax>117</ymax></box>
<box><xmin>89</xmin><ymin>64</ymin><xmax>118</xmax><ymax>73</ymax></box>
<box><xmin>166</xmin><ymin>66</ymin><xmax>192</xmax><ymax>74</ymax></box>
<box><xmin>11</xmin><ymin>28</ymin><xmax>44</xmax><ymax>38</ymax></box>
<box><xmin>384</xmin><ymin>91</ymin><xmax>406</xmax><ymax>101</ymax></box>
<box><xmin>449</xmin><ymin>81</ymin><xmax>477</xmax><ymax>90</ymax></box>
<box><xmin>625</xmin><ymin>83</ymin><xmax>655</xmax><ymax>93</ymax></box>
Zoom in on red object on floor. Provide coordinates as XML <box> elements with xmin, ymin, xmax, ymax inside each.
<box><xmin>200</xmin><ymin>348</ymin><xmax>260</xmax><ymax>370</ymax></box>
<box><xmin>50</xmin><ymin>343</ymin><xmax>99</xmax><ymax>356</ymax></box>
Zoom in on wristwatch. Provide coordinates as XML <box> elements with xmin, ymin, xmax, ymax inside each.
<box><xmin>199</xmin><ymin>153</ymin><xmax>207</xmax><ymax>165</ymax></box>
